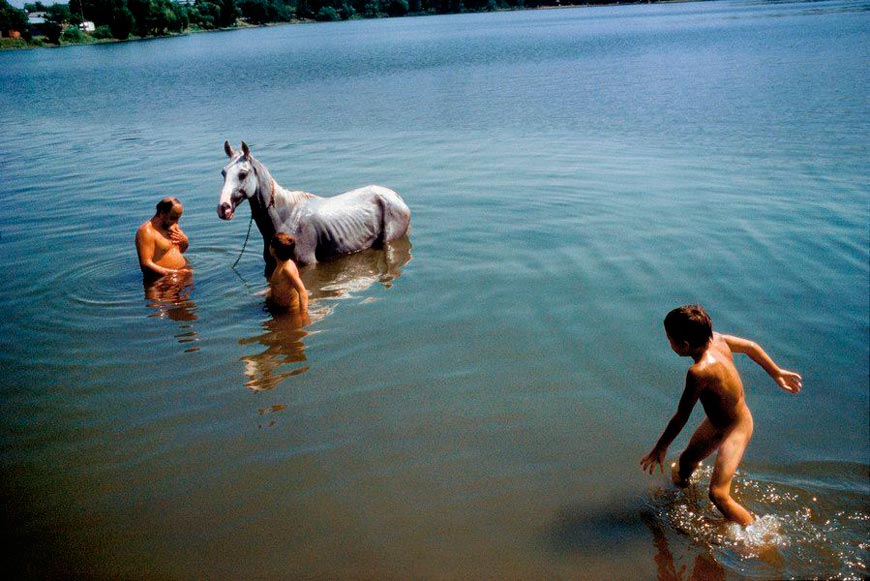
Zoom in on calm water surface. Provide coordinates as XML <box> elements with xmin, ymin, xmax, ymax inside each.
<box><xmin>1</xmin><ymin>0</ymin><xmax>868</xmax><ymax>577</ymax></box>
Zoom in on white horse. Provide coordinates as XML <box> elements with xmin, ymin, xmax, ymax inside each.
<box><xmin>218</xmin><ymin>141</ymin><xmax>411</xmax><ymax>274</ymax></box>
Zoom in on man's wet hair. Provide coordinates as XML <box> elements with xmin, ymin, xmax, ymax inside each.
<box><xmin>664</xmin><ymin>304</ymin><xmax>713</xmax><ymax>349</ymax></box>
<box><xmin>155</xmin><ymin>197</ymin><xmax>182</xmax><ymax>215</ymax></box>
<box><xmin>270</xmin><ymin>233</ymin><xmax>296</xmax><ymax>262</ymax></box>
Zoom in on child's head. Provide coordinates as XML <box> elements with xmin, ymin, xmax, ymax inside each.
<box><xmin>664</xmin><ymin>304</ymin><xmax>713</xmax><ymax>352</ymax></box>
<box><xmin>270</xmin><ymin>233</ymin><xmax>296</xmax><ymax>262</ymax></box>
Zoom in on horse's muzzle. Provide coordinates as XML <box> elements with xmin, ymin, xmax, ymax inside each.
<box><xmin>218</xmin><ymin>202</ymin><xmax>234</xmax><ymax>220</ymax></box>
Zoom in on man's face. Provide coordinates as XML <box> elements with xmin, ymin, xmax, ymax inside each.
<box><xmin>161</xmin><ymin>207</ymin><xmax>182</xmax><ymax>229</ymax></box>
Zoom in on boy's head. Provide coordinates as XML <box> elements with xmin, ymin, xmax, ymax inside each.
<box><xmin>270</xmin><ymin>233</ymin><xmax>296</xmax><ymax>262</ymax></box>
<box><xmin>664</xmin><ymin>304</ymin><xmax>713</xmax><ymax>354</ymax></box>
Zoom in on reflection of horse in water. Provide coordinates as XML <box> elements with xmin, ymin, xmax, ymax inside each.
<box><xmin>302</xmin><ymin>235</ymin><xmax>412</xmax><ymax>301</ymax></box>
<box><xmin>143</xmin><ymin>270</ymin><xmax>200</xmax><ymax>351</ymax></box>
<box><xmin>238</xmin><ymin>239</ymin><xmax>412</xmax><ymax>391</ymax></box>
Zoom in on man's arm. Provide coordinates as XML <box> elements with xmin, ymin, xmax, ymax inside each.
<box><xmin>721</xmin><ymin>334</ymin><xmax>802</xmax><ymax>393</ymax></box>
<box><xmin>641</xmin><ymin>370</ymin><xmax>701</xmax><ymax>474</ymax></box>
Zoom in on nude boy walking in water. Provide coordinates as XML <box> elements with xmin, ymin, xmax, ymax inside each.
<box><xmin>641</xmin><ymin>305</ymin><xmax>802</xmax><ymax>526</ymax></box>
<box><xmin>136</xmin><ymin>197</ymin><xmax>190</xmax><ymax>278</ymax></box>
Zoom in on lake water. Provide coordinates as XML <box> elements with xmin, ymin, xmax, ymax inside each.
<box><xmin>1</xmin><ymin>0</ymin><xmax>868</xmax><ymax>577</ymax></box>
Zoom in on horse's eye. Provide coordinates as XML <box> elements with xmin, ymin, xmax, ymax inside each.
<box><xmin>238</xmin><ymin>171</ymin><xmax>248</xmax><ymax>179</ymax></box>
<box><xmin>221</xmin><ymin>169</ymin><xmax>226</xmax><ymax>177</ymax></box>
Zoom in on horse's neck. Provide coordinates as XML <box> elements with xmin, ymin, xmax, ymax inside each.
<box><xmin>271</xmin><ymin>180</ymin><xmax>315</xmax><ymax>210</ymax></box>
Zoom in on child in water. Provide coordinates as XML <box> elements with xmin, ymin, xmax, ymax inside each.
<box><xmin>266</xmin><ymin>233</ymin><xmax>309</xmax><ymax>316</ymax></box>
<box><xmin>641</xmin><ymin>304</ymin><xmax>802</xmax><ymax>526</ymax></box>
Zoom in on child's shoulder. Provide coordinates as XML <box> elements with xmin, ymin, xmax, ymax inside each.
<box><xmin>688</xmin><ymin>340</ymin><xmax>734</xmax><ymax>383</ymax></box>
<box><xmin>269</xmin><ymin>262</ymin><xmax>289</xmax><ymax>282</ymax></box>
<box><xmin>709</xmin><ymin>333</ymin><xmax>738</xmax><ymax>360</ymax></box>
<box><xmin>686</xmin><ymin>361</ymin><xmax>713</xmax><ymax>383</ymax></box>
<box><xmin>274</xmin><ymin>259</ymin><xmax>295</xmax><ymax>274</ymax></box>
<box><xmin>280</xmin><ymin>259</ymin><xmax>300</xmax><ymax>273</ymax></box>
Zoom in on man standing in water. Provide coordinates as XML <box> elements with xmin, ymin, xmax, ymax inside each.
<box><xmin>136</xmin><ymin>197</ymin><xmax>190</xmax><ymax>277</ymax></box>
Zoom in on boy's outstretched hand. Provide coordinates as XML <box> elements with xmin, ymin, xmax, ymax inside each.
<box><xmin>640</xmin><ymin>447</ymin><xmax>666</xmax><ymax>474</ymax></box>
<box><xmin>775</xmin><ymin>369</ymin><xmax>803</xmax><ymax>394</ymax></box>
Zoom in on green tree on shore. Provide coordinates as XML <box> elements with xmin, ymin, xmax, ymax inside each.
<box><xmin>110</xmin><ymin>2</ymin><xmax>135</xmax><ymax>38</ymax></box>
<box><xmin>237</xmin><ymin>0</ymin><xmax>294</xmax><ymax>25</ymax></box>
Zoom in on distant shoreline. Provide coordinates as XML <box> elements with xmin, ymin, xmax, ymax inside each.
<box><xmin>1</xmin><ymin>1</ymin><xmax>684</xmax><ymax>51</ymax></box>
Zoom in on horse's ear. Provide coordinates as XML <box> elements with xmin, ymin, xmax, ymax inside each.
<box><xmin>224</xmin><ymin>140</ymin><xmax>235</xmax><ymax>158</ymax></box>
<box><xmin>241</xmin><ymin>141</ymin><xmax>251</xmax><ymax>161</ymax></box>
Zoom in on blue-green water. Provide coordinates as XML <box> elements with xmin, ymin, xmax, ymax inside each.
<box><xmin>2</xmin><ymin>1</ymin><xmax>868</xmax><ymax>577</ymax></box>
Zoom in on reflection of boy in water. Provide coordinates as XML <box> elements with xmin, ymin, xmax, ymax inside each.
<box><xmin>267</xmin><ymin>233</ymin><xmax>309</xmax><ymax>318</ymax></box>
<box><xmin>641</xmin><ymin>510</ymin><xmax>725</xmax><ymax>581</ymax></box>
<box><xmin>641</xmin><ymin>305</ymin><xmax>802</xmax><ymax>526</ymax></box>
<box><xmin>136</xmin><ymin>197</ymin><xmax>190</xmax><ymax>277</ymax></box>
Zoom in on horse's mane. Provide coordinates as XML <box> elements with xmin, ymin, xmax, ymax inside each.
<box><xmin>272</xmin><ymin>182</ymin><xmax>315</xmax><ymax>209</ymax></box>
<box><xmin>251</xmin><ymin>156</ymin><xmax>315</xmax><ymax>210</ymax></box>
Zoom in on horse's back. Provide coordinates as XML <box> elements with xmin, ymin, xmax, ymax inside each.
<box><xmin>334</xmin><ymin>185</ymin><xmax>407</xmax><ymax>209</ymax></box>
<box><xmin>290</xmin><ymin>185</ymin><xmax>411</xmax><ymax>264</ymax></box>
<box><xmin>324</xmin><ymin>185</ymin><xmax>410</xmax><ymax>239</ymax></box>
<box><xmin>353</xmin><ymin>185</ymin><xmax>411</xmax><ymax>240</ymax></box>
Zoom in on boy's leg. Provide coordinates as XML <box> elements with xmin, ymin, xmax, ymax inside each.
<box><xmin>674</xmin><ymin>418</ymin><xmax>722</xmax><ymax>487</ymax></box>
<box><xmin>709</xmin><ymin>415</ymin><xmax>754</xmax><ymax>526</ymax></box>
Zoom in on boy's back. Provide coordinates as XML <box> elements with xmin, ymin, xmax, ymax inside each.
<box><xmin>267</xmin><ymin>261</ymin><xmax>304</xmax><ymax>311</ymax></box>
<box><xmin>691</xmin><ymin>334</ymin><xmax>751</xmax><ymax>431</ymax></box>
<box><xmin>266</xmin><ymin>233</ymin><xmax>309</xmax><ymax>315</ymax></box>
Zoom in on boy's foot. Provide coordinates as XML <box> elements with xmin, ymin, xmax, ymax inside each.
<box><xmin>671</xmin><ymin>461</ymin><xmax>696</xmax><ymax>487</ymax></box>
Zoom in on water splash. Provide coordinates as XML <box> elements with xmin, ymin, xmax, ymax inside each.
<box><xmin>726</xmin><ymin>514</ymin><xmax>786</xmax><ymax>546</ymax></box>
<box><xmin>645</xmin><ymin>463</ymin><xmax>869</xmax><ymax>579</ymax></box>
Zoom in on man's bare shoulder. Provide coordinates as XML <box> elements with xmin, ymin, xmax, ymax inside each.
<box><xmin>136</xmin><ymin>220</ymin><xmax>154</xmax><ymax>242</ymax></box>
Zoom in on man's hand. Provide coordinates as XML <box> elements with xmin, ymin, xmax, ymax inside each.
<box><xmin>775</xmin><ymin>369</ymin><xmax>803</xmax><ymax>394</ymax></box>
<box><xmin>641</xmin><ymin>447</ymin><xmax>666</xmax><ymax>475</ymax></box>
<box><xmin>168</xmin><ymin>225</ymin><xmax>188</xmax><ymax>250</ymax></box>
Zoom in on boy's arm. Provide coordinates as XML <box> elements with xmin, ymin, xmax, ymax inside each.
<box><xmin>721</xmin><ymin>334</ymin><xmax>802</xmax><ymax>393</ymax></box>
<box><xmin>641</xmin><ymin>370</ymin><xmax>701</xmax><ymax>474</ymax></box>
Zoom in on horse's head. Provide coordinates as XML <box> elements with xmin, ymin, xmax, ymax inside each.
<box><xmin>218</xmin><ymin>141</ymin><xmax>259</xmax><ymax>220</ymax></box>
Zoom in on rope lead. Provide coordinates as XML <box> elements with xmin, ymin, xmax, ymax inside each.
<box><xmin>232</xmin><ymin>214</ymin><xmax>255</xmax><ymax>270</ymax></box>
